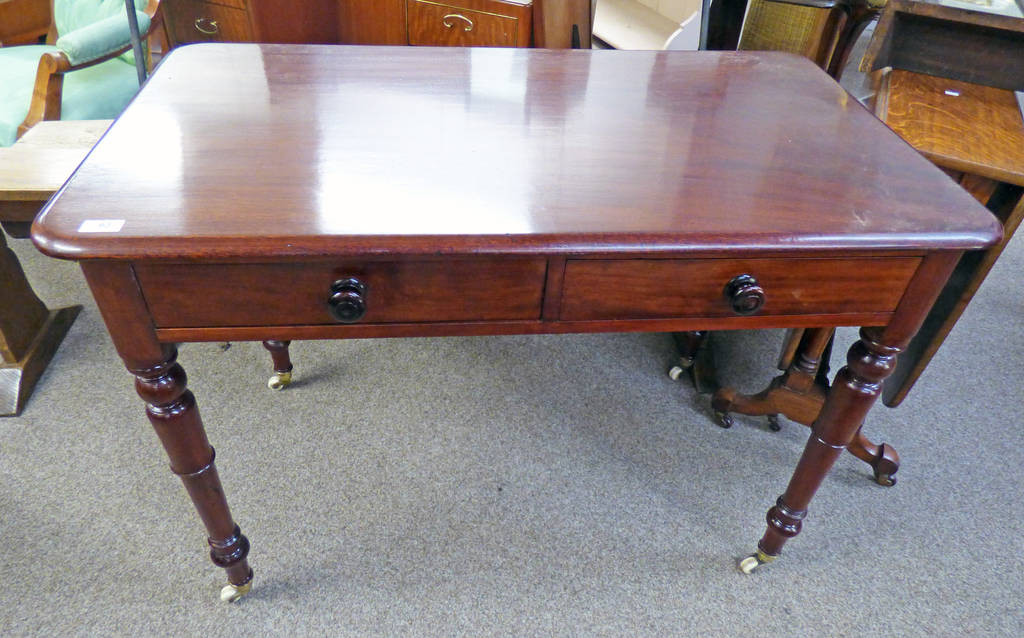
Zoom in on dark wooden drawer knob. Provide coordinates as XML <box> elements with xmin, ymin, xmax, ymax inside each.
<box><xmin>327</xmin><ymin>278</ymin><xmax>367</xmax><ymax>323</ymax></box>
<box><xmin>725</xmin><ymin>274</ymin><xmax>765</xmax><ymax>315</ymax></box>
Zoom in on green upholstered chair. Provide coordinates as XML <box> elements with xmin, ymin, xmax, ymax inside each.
<box><xmin>0</xmin><ymin>0</ymin><xmax>161</xmax><ymax>147</ymax></box>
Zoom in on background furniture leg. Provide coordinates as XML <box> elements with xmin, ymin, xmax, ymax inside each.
<box><xmin>668</xmin><ymin>331</ymin><xmax>719</xmax><ymax>394</ymax></box>
<box><xmin>0</xmin><ymin>229</ymin><xmax>80</xmax><ymax>415</ymax></box>
<box><xmin>711</xmin><ymin>326</ymin><xmax>900</xmax><ymax>483</ymax></box>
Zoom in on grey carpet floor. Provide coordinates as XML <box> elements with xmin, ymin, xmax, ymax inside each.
<box><xmin>2</xmin><ymin>223</ymin><xmax>1022</xmax><ymax>637</ymax></box>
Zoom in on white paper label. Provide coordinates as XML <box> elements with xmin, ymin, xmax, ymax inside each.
<box><xmin>78</xmin><ymin>219</ymin><xmax>125</xmax><ymax>233</ymax></box>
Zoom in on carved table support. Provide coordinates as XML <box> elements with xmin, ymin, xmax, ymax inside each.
<box><xmin>261</xmin><ymin>339</ymin><xmax>293</xmax><ymax>390</ymax></box>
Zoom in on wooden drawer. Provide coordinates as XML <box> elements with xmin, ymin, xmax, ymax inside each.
<box><xmin>204</xmin><ymin>0</ymin><xmax>247</xmax><ymax>9</ymax></box>
<box><xmin>164</xmin><ymin>0</ymin><xmax>253</xmax><ymax>46</ymax></box>
<box><xmin>558</xmin><ymin>257</ymin><xmax>921</xmax><ymax>321</ymax></box>
<box><xmin>134</xmin><ymin>259</ymin><xmax>547</xmax><ymax>328</ymax></box>
<box><xmin>407</xmin><ymin>0</ymin><xmax>531</xmax><ymax>47</ymax></box>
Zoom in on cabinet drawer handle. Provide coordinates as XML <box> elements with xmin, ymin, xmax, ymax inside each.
<box><xmin>442</xmin><ymin>13</ymin><xmax>474</xmax><ymax>32</ymax></box>
<box><xmin>725</xmin><ymin>274</ymin><xmax>766</xmax><ymax>315</ymax></box>
<box><xmin>327</xmin><ymin>278</ymin><xmax>368</xmax><ymax>323</ymax></box>
<box><xmin>194</xmin><ymin>17</ymin><xmax>220</xmax><ymax>35</ymax></box>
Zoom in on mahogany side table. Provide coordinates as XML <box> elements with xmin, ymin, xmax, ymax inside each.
<box><xmin>31</xmin><ymin>44</ymin><xmax>1000</xmax><ymax>600</ymax></box>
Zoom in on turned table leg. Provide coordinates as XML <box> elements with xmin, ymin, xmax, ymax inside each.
<box><xmin>741</xmin><ymin>326</ymin><xmax>902</xmax><ymax>572</ymax></box>
<box><xmin>739</xmin><ymin>252</ymin><xmax>961</xmax><ymax>572</ymax></box>
<box><xmin>131</xmin><ymin>344</ymin><xmax>253</xmax><ymax>601</ymax></box>
<box><xmin>81</xmin><ymin>261</ymin><xmax>255</xmax><ymax>601</ymax></box>
<box><xmin>262</xmin><ymin>339</ymin><xmax>293</xmax><ymax>390</ymax></box>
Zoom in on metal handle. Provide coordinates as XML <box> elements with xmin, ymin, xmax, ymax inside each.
<box><xmin>724</xmin><ymin>274</ymin><xmax>766</xmax><ymax>316</ymax></box>
<box><xmin>442</xmin><ymin>13</ymin><xmax>474</xmax><ymax>32</ymax></box>
<box><xmin>194</xmin><ymin>17</ymin><xmax>219</xmax><ymax>35</ymax></box>
<box><xmin>327</xmin><ymin>278</ymin><xmax>368</xmax><ymax>323</ymax></box>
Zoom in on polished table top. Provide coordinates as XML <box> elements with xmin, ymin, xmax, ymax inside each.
<box><xmin>34</xmin><ymin>44</ymin><xmax>999</xmax><ymax>261</ymax></box>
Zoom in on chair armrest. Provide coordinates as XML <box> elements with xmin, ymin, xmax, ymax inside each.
<box><xmin>55</xmin><ymin>10</ymin><xmax>152</xmax><ymax>66</ymax></box>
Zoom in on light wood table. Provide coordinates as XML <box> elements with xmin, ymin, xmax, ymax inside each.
<box><xmin>0</xmin><ymin>119</ymin><xmax>109</xmax><ymax>415</ymax></box>
<box><xmin>874</xmin><ymin>70</ymin><xmax>1024</xmax><ymax>406</ymax></box>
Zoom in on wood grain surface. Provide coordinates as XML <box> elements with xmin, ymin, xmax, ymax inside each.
<box><xmin>0</xmin><ymin>120</ymin><xmax>111</xmax><ymax>202</ymax></box>
<box><xmin>881</xmin><ymin>70</ymin><xmax>1024</xmax><ymax>187</ymax></box>
<box><xmin>32</xmin><ymin>45</ymin><xmax>1001</xmax><ymax>261</ymax></box>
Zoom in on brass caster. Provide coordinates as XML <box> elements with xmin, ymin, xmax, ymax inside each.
<box><xmin>714</xmin><ymin>411</ymin><xmax>733</xmax><ymax>429</ymax></box>
<box><xmin>738</xmin><ymin>549</ymin><xmax>776</xmax><ymax>574</ymax></box>
<box><xmin>767</xmin><ymin>414</ymin><xmax>782</xmax><ymax>432</ymax></box>
<box><xmin>267</xmin><ymin>371</ymin><xmax>292</xmax><ymax>391</ymax></box>
<box><xmin>668</xmin><ymin>365</ymin><xmax>685</xmax><ymax>381</ymax></box>
<box><xmin>220</xmin><ymin>581</ymin><xmax>252</xmax><ymax>603</ymax></box>
<box><xmin>874</xmin><ymin>471</ymin><xmax>896</xmax><ymax>487</ymax></box>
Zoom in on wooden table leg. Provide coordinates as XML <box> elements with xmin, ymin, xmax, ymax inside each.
<box><xmin>0</xmin><ymin>229</ymin><xmax>80</xmax><ymax>416</ymax></box>
<box><xmin>668</xmin><ymin>331</ymin><xmax>719</xmax><ymax>394</ymax></box>
<box><xmin>743</xmin><ymin>326</ymin><xmax>901</xmax><ymax>572</ymax></box>
<box><xmin>133</xmin><ymin>345</ymin><xmax>253</xmax><ymax>601</ymax></box>
<box><xmin>741</xmin><ymin>253</ymin><xmax>959</xmax><ymax>572</ymax></box>
<box><xmin>710</xmin><ymin>326</ymin><xmax>901</xmax><ymax>485</ymax></box>
<box><xmin>81</xmin><ymin>262</ymin><xmax>252</xmax><ymax>601</ymax></box>
<box><xmin>262</xmin><ymin>339</ymin><xmax>293</xmax><ymax>390</ymax></box>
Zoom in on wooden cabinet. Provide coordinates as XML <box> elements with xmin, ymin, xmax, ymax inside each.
<box><xmin>338</xmin><ymin>0</ymin><xmax>532</xmax><ymax>46</ymax></box>
<box><xmin>164</xmin><ymin>0</ymin><xmax>253</xmax><ymax>45</ymax></box>
<box><xmin>164</xmin><ymin>0</ymin><xmax>586</xmax><ymax>48</ymax></box>
<box><xmin>162</xmin><ymin>0</ymin><xmax>337</xmax><ymax>47</ymax></box>
<box><xmin>407</xmin><ymin>0</ymin><xmax>532</xmax><ymax>47</ymax></box>
<box><xmin>0</xmin><ymin>0</ymin><xmax>52</xmax><ymax>46</ymax></box>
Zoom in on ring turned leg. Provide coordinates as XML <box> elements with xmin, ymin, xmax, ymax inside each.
<box><xmin>132</xmin><ymin>345</ymin><xmax>253</xmax><ymax>601</ymax></box>
<box><xmin>743</xmin><ymin>327</ymin><xmax>901</xmax><ymax>572</ymax></box>
<box><xmin>262</xmin><ymin>340</ymin><xmax>293</xmax><ymax>390</ymax></box>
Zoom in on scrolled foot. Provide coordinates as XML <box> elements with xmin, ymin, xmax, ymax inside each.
<box><xmin>870</xmin><ymin>442</ymin><xmax>899</xmax><ymax>487</ymax></box>
<box><xmin>267</xmin><ymin>371</ymin><xmax>292</xmax><ymax>391</ymax></box>
<box><xmin>767</xmin><ymin>414</ymin><xmax>782</xmax><ymax>432</ymax></box>
<box><xmin>738</xmin><ymin>549</ymin><xmax>776</xmax><ymax>574</ymax></box>
<box><xmin>714</xmin><ymin>411</ymin><xmax>733</xmax><ymax>429</ymax></box>
<box><xmin>220</xmin><ymin>581</ymin><xmax>252</xmax><ymax>603</ymax></box>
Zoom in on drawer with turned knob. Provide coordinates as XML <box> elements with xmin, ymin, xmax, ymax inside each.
<box><xmin>133</xmin><ymin>259</ymin><xmax>547</xmax><ymax>328</ymax></box>
<box><xmin>557</xmin><ymin>257</ymin><xmax>922</xmax><ymax>321</ymax></box>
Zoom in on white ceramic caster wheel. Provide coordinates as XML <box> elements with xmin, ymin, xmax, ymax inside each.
<box><xmin>267</xmin><ymin>371</ymin><xmax>292</xmax><ymax>390</ymax></box>
<box><xmin>668</xmin><ymin>365</ymin><xmax>685</xmax><ymax>381</ymax></box>
<box><xmin>220</xmin><ymin>582</ymin><xmax>252</xmax><ymax>603</ymax></box>
<box><xmin>738</xmin><ymin>550</ymin><xmax>775</xmax><ymax>574</ymax></box>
